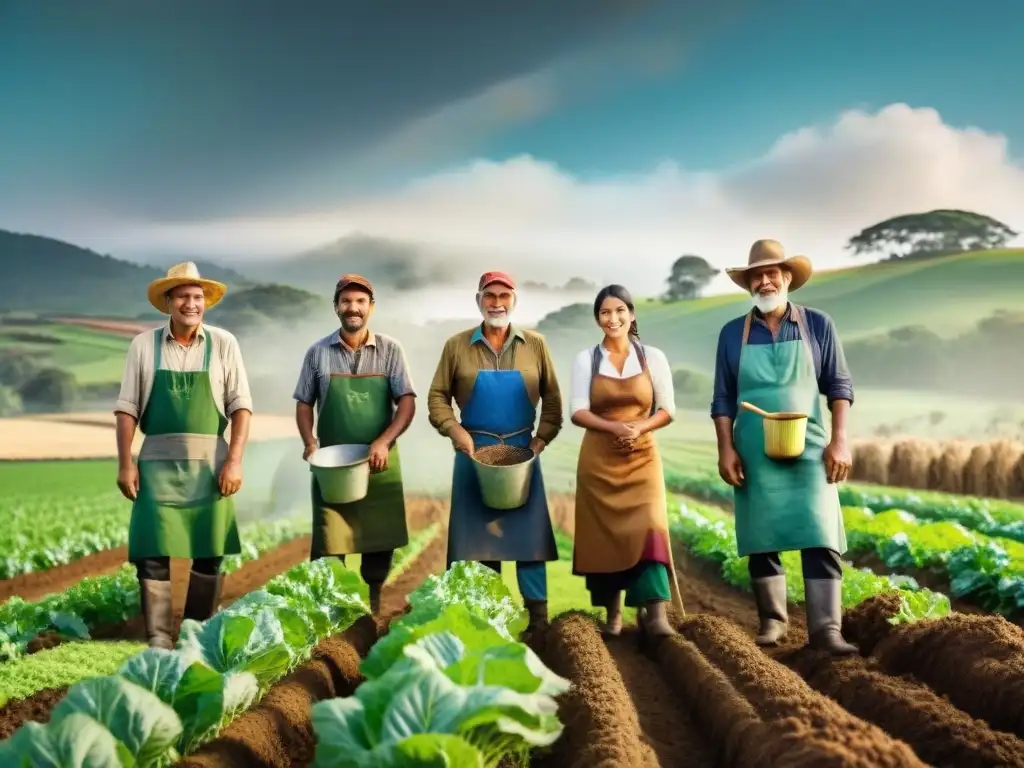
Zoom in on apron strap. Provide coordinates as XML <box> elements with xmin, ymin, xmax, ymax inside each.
<box><xmin>202</xmin><ymin>331</ymin><xmax>213</xmax><ymax>371</ymax></box>
<box><xmin>790</xmin><ymin>305</ymin><xmax>816</xmax><ymax>371</ymax></box>
<box><xmin>152</xmin><ymin>328</ymin><xmax>164</xmax><ymax>370</ymax></box>
<box><xmin>590</xmin><ymin>345</ymin><xmax>602</xmax><ymax>380</ymax></box>
<box><xmin>630</xmin><ymin>340</ymin><xmax>657</xmax><ymax>417</ymax></box>
<box><xmin>741</xmin><ymin>311</ymin><xmax>753</xmax><ymax>346</ymax></box>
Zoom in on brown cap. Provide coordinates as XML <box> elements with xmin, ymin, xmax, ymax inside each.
<box><xmin>478</xmin><ymin>270</ymin><xmax>515</xmax><ymax>291</ymax></box>
<box><xmin>335</xmin><ymin>273</ymin><xmax>374</xmax><ymax>297</ymax></box>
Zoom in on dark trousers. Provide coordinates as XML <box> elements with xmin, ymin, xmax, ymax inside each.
<box><xmin>133</xmin><ymin>556</ymin><xmax>223</xmax><ymax>582</ymax></box>
<box><xmin>315</xmin><ymin>550</ymin><xmax>394</xmax><ymax>584</ymax></box>
<box><xmin>748</xmin><ymin>548</ymin><xmax>843</xmax><ymax>581</ymax></box>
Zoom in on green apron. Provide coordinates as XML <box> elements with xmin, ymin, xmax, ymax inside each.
<box><xmin>128</xmin><ymin>328</ymin><xmax>241</xmax><ymax>560</ymax></box>
<box><xmin>732</xmin><ymin>306</ymin><xmax>846</xmax><ymax>557</ymax></box>
<box><xmin>310</xmin><ymin>373</ymin><xmax>409</xmax><ymax>557</ymax></box>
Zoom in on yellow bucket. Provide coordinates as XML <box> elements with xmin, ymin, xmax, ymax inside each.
<box><xmin>762</xmin><ymin>413</ymin><xmax>808</xmax><ymax>459</ymax></box>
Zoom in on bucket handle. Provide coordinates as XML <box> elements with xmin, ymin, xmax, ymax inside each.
<box><xmin>466</xmin><ymin>426</ymin><xmax>532</xmax><ymax>445</ymax></box>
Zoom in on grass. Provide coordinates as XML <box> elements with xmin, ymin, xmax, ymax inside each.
<box><xmin>0</xmin><ymin>322</ymin><xmax>130</xmax><ymax>386</ymax></box>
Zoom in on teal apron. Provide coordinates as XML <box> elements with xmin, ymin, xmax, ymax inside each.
<box><xmin>128</xmin><ymin>328</ymin><xmax>241</xmax><ymax>559</ymax></box>
<box><xmin>732</xmin><ymin>307</ymin><xmax>846</xmax><ymax>557</ymax></box>
<box><xmin>310</xmin><ymin>373</ymin><xmax>409</xmax><ymax>557</ymax></box>
<box><xmin>447</xmin><ymin>369</ymin><xmax>557</xmax><ymax>565</ymax></box>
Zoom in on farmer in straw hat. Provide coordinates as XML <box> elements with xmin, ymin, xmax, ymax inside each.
<box><xmin>114</xmin><ymin>262</ymin><xmax>253</xmax><ymax>649</ymax></box>
<box><xmin>293</xmin><ymin>274</ymin><xmax>417</xmax><ymax>617</ymax></box>
<box><xmin>711</xmin><ymin>240</ymin><xmax>857</xmax><ymax>655</ymax></box>
<box><xmin>427</xmin><ymin>271</ymin><xmax>562</xmax><ymax>636</ymax></box>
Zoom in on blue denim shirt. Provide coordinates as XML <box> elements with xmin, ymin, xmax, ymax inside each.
<box><xmin>710</xmin><ymin>303</ymin><xmax>854</xmax><ymax>420</ymax></box>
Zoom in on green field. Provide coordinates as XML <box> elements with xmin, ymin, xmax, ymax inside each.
<box><xmin>0</xmin><ymin>322</ymin><xmax>130</xmax><ymax>386</ymax></box>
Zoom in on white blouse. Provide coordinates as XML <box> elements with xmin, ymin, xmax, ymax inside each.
<box><xmin>570</xmin><ymin>343</ymin><xmax>676</xmax><ymax>418</ymax></box>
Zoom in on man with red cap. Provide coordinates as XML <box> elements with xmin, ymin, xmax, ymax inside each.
<box><xmin>427</xmin><ymin>271</ymin><xmax>563</xmax><ymax>635</ymax></box>
<box><xmin>293</xmin><ymin>274</ymin><xmax>417</xmax><ymax>616</ymax></box>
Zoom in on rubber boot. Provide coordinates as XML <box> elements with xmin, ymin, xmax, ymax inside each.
<box><xmin>368</xmin><ymin>581</ymin><xmax>383</xmax><ymax>616</ymax></box>
<box><xmin>641</xmin><ymin>600</ymin><xmax>676</xmax><ymax>637</ymax></box>
<box><xmin>805</xmin><ymin>578</ymin><xmax>858</xmax><ymax>655</ymax></box>
<box><xmin>603</xmin><ymin>591</ymin><xmax>623</xmax><ymax>636</ymax></box>
<box><xmin>183</xmin><ymin>571</ymin><xmax>223</xmax><ymax>623</ymax></box>
<box><xmin>524</xmin><ymin>599</ymin><xmax>549</xmax><ymax>634</ymax></box>
<box><xmin>752</xmin><ymin>575</ymin><xmax>789</xmax><ymax>646</ymax></box>
<box><xmin>139</xmin><ymin>578</ymin><xmax>175</xmax><ymax>650</ymax></box>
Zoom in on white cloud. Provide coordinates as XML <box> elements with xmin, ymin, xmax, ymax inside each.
<box><xmin>102</xmin><ymin>103</ymin><xmax>1024</xmax><ymax>296</ymax></box>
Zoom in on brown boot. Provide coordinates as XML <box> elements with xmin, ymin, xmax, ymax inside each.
<box><xmin>368</xmin><ymin>581</ymin><xmax>383</xmax><ymax>616</ymax></box>
<box><xmin>805</xmin><ymin>578</ymin><xmax>858</xmax><ymax>655</ymax></box>
<box><xmin>524</xmin><ymin>599</ymin><xmax>549</xmax><ymax>635</ymax></box>
<box><xmin>603</xmin><ymin>591</ymin><xmax>623</xmax><ymax>636</ymax></box>
<box><xmin>641</xmin><ymin>600</ymin><xmax>676</xmax><ymax>637</ymax></box>
<box><xmin>183</xmin><ymin>571</ymin><xmax>223</xmax><ymax>623</ymax></box>
<box><xmin>139</xmin><ymin>578</ymin><xmax>175</xmax><ymax>649</ymax></box>
<box><xmin>752</xmin><ymin>575</ymin><xmax>789</xmax><ymax>646</ymax></box>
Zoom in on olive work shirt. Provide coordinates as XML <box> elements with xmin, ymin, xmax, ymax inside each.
<box><xmin>427</xmin><ymin>324</ymin><xmax>563</xmax><ymax>445</ymax></box>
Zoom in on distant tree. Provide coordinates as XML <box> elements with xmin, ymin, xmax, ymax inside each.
<box><xmin>0</xmin><ymin>385</ymin><xmax>22</xmax><ymax>417</ymax></box>
<box><xmin>846</xmin><ymin>210</ymin><xmax>1017</xmax><ymax>259</ymax></box>
<box><xmin>664</xmin><ymin>255</ymin><xmax>720</xmax><ymax>301</ymax></box>
<box><xmin>19</xmin><ymin>367</ymin><xmax>78</xmax><ymax>410</ymax></box>
<box><xmin>0</xmin><ymin>352</ymin><xmax>40</xmax><ymax>389</ymax></box>
<box><xmin>563</xmin><ymin>277</ymin><xmax>596</xmax><ymax>292</ymax></box>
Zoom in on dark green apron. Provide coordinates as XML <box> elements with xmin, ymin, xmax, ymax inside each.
<box><xmin>732</xmin><ymin>307</ymin><xmax>846</xmax><ymax>557</ymax></box>
<box><xmin>128</xmin><ymin>328</ymin><xmax>241</xmax><ymax>559</ymax></box>
<box><xmin>310</xmin><ymin>373</ymin><xmax>409</xmax><ymax>557</ymax></box>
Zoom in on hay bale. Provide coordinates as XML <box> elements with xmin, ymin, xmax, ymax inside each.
<box><xmin>927</xmin><ymin>440</ymin><xmax>975</xmax><ymax>494</ymax></box>
<box><xmin>851</xmin><ymin>440</ymin><xmax>891</xmax><ymax>484</ymax></box>
<box><xmin>887</xmin><ymin>438</ymin><xmax>939</xmax><ymax>490</ymax></box>
<box><xmin>985</xmin><ymin>439</ymin><xmax>1024</xmax><ymax>499</ymax></box>
<box><xmin>1011</xmin><ymin>453</ymin><xmax>1024</xmax><ymax>500</ymax></box>
<box><xmin>963</xmin><ymin>443</ymin><xmax>994</xmax><ymax>497</ymax></box>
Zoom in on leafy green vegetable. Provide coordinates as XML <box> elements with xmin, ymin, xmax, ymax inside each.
<box><xmin>0</xmin><ymin>641</ymin><xmax>145</xmax><ymax>704</ymax></box>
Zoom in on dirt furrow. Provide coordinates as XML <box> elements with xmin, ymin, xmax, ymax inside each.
<box><xmin>0</xmin><ymin>546</ymin><xmax>129</xmax><ymax>603</ymax></box>
<box><xmin>177</xmin><ymin>529</ymin><xmax>448</xmax><ymax>767</ymax></box>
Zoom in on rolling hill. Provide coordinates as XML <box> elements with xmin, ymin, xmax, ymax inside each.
<box><xmin>538</xmin><ymin>249</ymin><xmax>1024</xmax><ymax>374</ymax></box>
<box><xmin>0</xmin><ymin>229</ymin><xmax>254</xmax><ymax>317</ymax></box>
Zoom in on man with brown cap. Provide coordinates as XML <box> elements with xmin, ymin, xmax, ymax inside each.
<box><xmin>427</xmin><ymin>271</ymin><xmax>562</xmax><ymax>635</ymax></box>
<box><xmin>711</xmin><ymin>240</ymin><xmax>857</xmax><ymax>655</ymax></box>
<box><xmin>115</xmin><ymin>262</ymin><xmax>253</xmax><ymax>649</ymax></box>
<box><xmin>293</xmin><ymin>274</ymin><xmax>416</xmax><ymax>616</ymax></box>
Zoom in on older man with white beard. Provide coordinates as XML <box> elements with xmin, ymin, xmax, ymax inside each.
<box><xmin>711</xmin><ymin>240</ymin><xmax>857</xmax><ymax>655</ymax></box>
<box><xmin>427</xmin><ymin>271</ymin><xmax>563</xmax><ymax>636</ymax></box>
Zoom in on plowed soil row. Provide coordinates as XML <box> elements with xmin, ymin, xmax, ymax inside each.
<box><xmin>177</xmin><ymin>529</ymin><xmax>448</xmax><ymax>767</ymax></box>
<box><xmin>0</xmin><ymin>546</ymin><xmax>129</xmax><ymax>603</ymax></box>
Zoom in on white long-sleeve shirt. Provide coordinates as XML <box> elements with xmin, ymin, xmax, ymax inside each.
<box><xmin>570</xmin><ymin>343</ymin><xmax>676</xmax><ymax>418</ymax></box>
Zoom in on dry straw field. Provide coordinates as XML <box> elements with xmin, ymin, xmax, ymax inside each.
<box><xmin>851</xmin><ymin>437</ymin><xmax>1024</xmax><ymax>498</ymax></box>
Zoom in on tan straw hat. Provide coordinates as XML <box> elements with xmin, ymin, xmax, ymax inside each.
<box><xmin>147</xmin><ymin>261</ymin><xmax>227</xmax><ymax>313</ymax></box>
<box><xmin>725</xmin><ymin>239</ymin><xmax>813</xmax><ymax>292</ymax></box>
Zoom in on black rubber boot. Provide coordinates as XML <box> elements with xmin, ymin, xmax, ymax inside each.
<box><xmin>368</xmin><ymin>581</ymin><xmax>383</xmax><ymax>616</ymax></box>
<box><xmin>805</xmin><ymin>578</ymin><xmax>858</xmax><ymax>655</ymax></box>
<box><xmin>752</xmin><ymin>575</ymin><xmax>789</xmax><ymax>646</ymax></box>
<box><xmin>139</xmin><ymin>578</ymin><xmax>175</xmax><ymax>650</ymax></box>
<box><xmin>183</xmin><ymin>571</ymin><xmax>223</xmax><ymax>622</ymax></box>
<box><xmin>524</xmin><ymin>599</ymin><xmax>549</xmax><ymax>635</ymax></box>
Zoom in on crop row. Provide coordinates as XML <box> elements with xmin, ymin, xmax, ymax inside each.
<box><xmin>0</xmin><ymin>517</ymin><xmax>310</xmax><ymax>663</ymax></box>
<box><xmin>670</xmin><ymin>497</ymin><xmax>952</xmax><ymax>622</ymax></box>
<box><xmin>666</xmin><ymin>468</ymin><xmax>1024</xmax><ymax>542</ymax></box>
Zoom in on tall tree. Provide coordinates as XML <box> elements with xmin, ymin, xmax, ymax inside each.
<box><xmin>846</xmin><ymin>209</ymin><xmax>1017</xmax><ymax>259</ymax></box>
<box><xmin>664</xmin><ymin>255</ymin><xmax>720</xmax><ymax>301</ymax></box>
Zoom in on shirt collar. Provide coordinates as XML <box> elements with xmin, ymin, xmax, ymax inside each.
<box><xmin>332</xmin><ymin>330</ymin><xmax>377</xmax><ymax>350</ymax></box>
<box><xmin>470</xmin><ymin>323</ymin><xmax>525</xmax><ymax>345</ymax></box>
<box><xmin>164</xmin><ymin>321</ymin><xmax>206</xmax><ymax>341</ymax></box>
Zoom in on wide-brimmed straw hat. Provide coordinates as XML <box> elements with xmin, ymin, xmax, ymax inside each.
<box><xmin>147</xmin><ymin>261</ymin><xmax>227</xmax><ymax>313</ymax></box>
<box><xmin>725</xmin><ymin>239</ymin><xmax>813</xmax><ymax>292</ymax></box>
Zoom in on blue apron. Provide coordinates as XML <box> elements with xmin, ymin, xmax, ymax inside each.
<box><xmin>446</xmin><ymin>369</ymin><xmax>558</xmax><ymax>564</ymax></box>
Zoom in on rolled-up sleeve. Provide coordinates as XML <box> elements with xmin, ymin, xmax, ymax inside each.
<box><xmin>293</xmin><ymin>345</ymin><xmax>319</xmax><ymax>406</ymax></box>
<box><xmin>222</xmin><ymin>333</ymin><xmax>253</xmax><ymax>416</ymax></box>
<box><xmin>114</xmin><ymin>334</ymin><xmax>145</xmax><ymax>419</ymax></box>
<box><xmin>427</xmin><ymin>338</ymin><xmax>459</xmax><ymax>435</ymax></box>
<box><xmin>816</xmin><ymin>313</ymin><xmax>854</xmax><ymax>406</ymax></box>
<box><xmin>535</xmin><ymin>338</ymin><xmax>563</xmax><ymax>444</ymax></box>
<box><xmin>646</xmin><ymin>346</ymin><xmax>677</xmax><ymax>419</ymax></box>
<box><xmin>710</xmin><ymin>324</ymin><xmax>738</xmax><ymax>420</ymax></box>
<box><xmin>386</xmin><ymin>340</ymin><xmax>416</xmax><ymax>400</ymax></box>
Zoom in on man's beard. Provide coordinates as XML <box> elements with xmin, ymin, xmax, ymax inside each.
<box><xmin>339</xmin><ymin>313</ymin><xmax>365</xmax><ymax>331</ymax></box>
<box><xmin>751</xmin><ymin>285</ymin><xmax>788</xmax><ymax>314</ymax></box>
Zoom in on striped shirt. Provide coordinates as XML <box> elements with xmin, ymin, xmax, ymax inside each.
<box><xmin>114</xmin><ymin>322</ymin><xmax>253</xmax><ymax>421</ymax></box>
<box><xmin>292</xmin><ymin>330</ymin><xmax>416</xmax><ymax>415</ymax></box>
<box><xmin>426</xmin><ymin>324</ymin><xmax>563</xmax><ymax>445</ymax></box>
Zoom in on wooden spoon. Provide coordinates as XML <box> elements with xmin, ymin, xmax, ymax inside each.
<box><xmin>740</xmin><ymin>401</ymin><xmax>773</xmax><ymax>418</ymax></box>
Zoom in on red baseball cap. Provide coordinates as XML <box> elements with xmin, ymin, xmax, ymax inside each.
<box><xmin>478</xmin><ymin>271</ymin><xmax>515</xmax><ymax>291</ymax></box>
<box><xmin>335</xmin><ymin>273</ymin><xmax>374</xmax><ymax>297</ymax></box>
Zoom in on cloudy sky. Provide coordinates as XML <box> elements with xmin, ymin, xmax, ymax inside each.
<box><xmin>1</xmin><ymin>0</ymin><xmax>1022</xmax><ymax>294</ymax></box>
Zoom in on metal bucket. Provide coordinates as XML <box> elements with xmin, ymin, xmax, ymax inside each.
<box><xmin>471</xmin><ymin>443</ymin><xmax>536</xmax><ymax>510</ymax></box>
<box><xmin>308</xmin><ymin>444</ymin><xmax>370</xmax><ymax>504</ymax></box>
